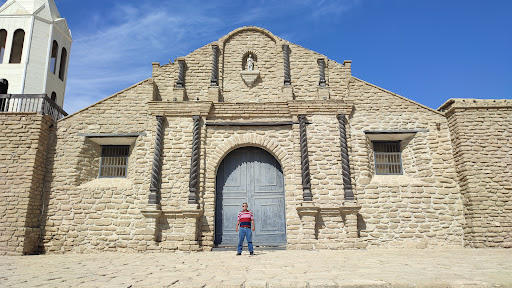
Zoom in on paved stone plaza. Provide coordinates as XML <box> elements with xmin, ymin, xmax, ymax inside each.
<box><xmin>1</xmin><ymin>249</ymin><xmax>511</xmax><ymax>287</ymax></box>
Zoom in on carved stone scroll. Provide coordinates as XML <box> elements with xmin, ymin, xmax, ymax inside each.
<box><xmin>337</xmin><ymin>114</ymin><xmax>355</xmax><ymax>200</ymax></box>
<box><xmin>188</xmin><ymin>116</ymin><xmax>201</xmax><ymax>204</ymax></box>
<box><xmin>149</xmin><ymin>116</ymin><xmax>164</xmax><ymax>205</ymax></box>
<box><xmin>283</xmin><ymin>44</ymin><xmax>291</xmax><ymax>85</ymax></box>
<box><xmin>318</xmin><ymin>58</ymin><xmax>326</xmax><ymax>87</ymax></box>
<box><xmin>176</xmin><ymin>59</ymin><xmax>186</xmax><ymax>88</ymax></box>
<box><xmin>210</xmin><ymin>45</ymin><xmax>219</xmax><ymax>86</ymax></box>
<box><xmin>299</xmin><ymin>115</ymin><xmax>312</xmax><ymax>201</ymax></box>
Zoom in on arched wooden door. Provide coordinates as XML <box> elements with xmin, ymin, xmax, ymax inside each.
<box><xmin>215</xmin><ymin>147</ymin><xmax>286</xmax><ymax>247</ymax></box>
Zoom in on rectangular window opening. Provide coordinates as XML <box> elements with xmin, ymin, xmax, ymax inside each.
<box><xmin>99</xmin><ymin>145</ymin><xmax>129</xmax><ymax>178</ymax></box>
<box><xmin>373</xmin><ymin>141</ymin><xmax>403</xmax><ymax>175</ymax></box>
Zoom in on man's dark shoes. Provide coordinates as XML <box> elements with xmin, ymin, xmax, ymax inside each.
<box><xmin>250</xmin><ymin>252</ymin><xmax>254</xmax><ymax>255</ymax></box>
<box><xmin>236</xmin><ymin>253</ymin><xmax>241</xmax><ymax>256</ymax></box>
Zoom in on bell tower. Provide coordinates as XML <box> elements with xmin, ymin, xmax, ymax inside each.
<box><xmin>0</xmin><ymin>0</ymin><xmax>72</xmax><ymax>108</ymax></box>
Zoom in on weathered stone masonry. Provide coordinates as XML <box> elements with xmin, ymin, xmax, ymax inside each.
<box><xmin>441</xmin><ymin>99</ymin><xmax>512</xmax><ymax>248</ymax></box>
<box><xmin>1</xmin><ymin>27</ymin><xmax>510</xmax><ymax>254</ymax></box>
<box><xmin>0</xmin><ymin>113</ymin><xmax>53</xmax><ymax>255</ymax></box>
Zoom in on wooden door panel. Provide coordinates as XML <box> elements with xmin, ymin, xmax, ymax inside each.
<box><xmin>215</xmin><ymin>147</ymin><xmax>286</xmax><ymax>246</ymax></box>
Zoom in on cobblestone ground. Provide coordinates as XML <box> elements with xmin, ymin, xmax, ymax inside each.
<box><xmin>1</xmin><ymin>249</ymin><xmax>511</xmax><ymax>288</ymax></box>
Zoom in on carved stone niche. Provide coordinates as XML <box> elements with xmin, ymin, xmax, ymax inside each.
<box><xmin>241</xmin><ymin>51</ymin><xmax>260</xmax><ymax>87</ymax></box>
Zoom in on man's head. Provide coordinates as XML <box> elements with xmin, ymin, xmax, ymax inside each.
<box><xmin>242</xmin><ymin>202</ymin><xmax>248</xmax><ymax>212</ymax></box>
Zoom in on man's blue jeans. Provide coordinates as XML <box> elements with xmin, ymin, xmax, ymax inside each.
<box><xmin>238</xmin><ymin>227</ymin><xmax>254</xmax><ymax>253</ymax></box>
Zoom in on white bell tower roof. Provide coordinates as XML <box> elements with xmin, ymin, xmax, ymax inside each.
<box><xmin>1</xmin><ymin>0</ymin><xmax>61</xmax><ymax>19</ymax></box>
<box><xmin>0</xmin><ymin>0</ymin><xmax>70</xmax><ymax>38</ymax></box>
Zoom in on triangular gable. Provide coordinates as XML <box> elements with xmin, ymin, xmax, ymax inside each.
<box><xmin>34</xmin><ymin>2</ymin><xmax>52</xmax><ymax>21</ymax></box>
<box><xmin>0</xmin><ymin>0</ymin><xmax>30</xmax><ymax>15</ymax></box>
<box><xmin>54</xmin><ymin>18</ymin><xmax>71</xmax><ymax>39</ymax></box>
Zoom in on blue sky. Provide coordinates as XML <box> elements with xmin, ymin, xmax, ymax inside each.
<box><xmin>53</xmin><ymin>0</ymin><xmax>511</xmax><ymax>114</ymax></box>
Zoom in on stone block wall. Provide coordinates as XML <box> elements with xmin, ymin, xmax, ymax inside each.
<box><xmin>0</xmin><ymin>113</ymin><xmax>53</xmax><ymax>255</ymax></box>
<box><xmin>347</xmin><ymin>78</ymin><xmax>465</xmax><ymax>248</ymax></box>
<box><xmin>41</xmin><ymin>79</ymin><xmax>159</xmax><ymax>253</ymax></box>
<box><xmin>442</xmin><ymin>99</ymin><xmax>512</xmax><ymax>248</ymax></box>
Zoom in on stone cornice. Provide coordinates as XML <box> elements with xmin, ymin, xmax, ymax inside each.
<box><xmin>438</xmin><ymin>98</ymin><xmax>512</xmax><ymax>114</ymax></box>
<box><xmin>148</xmin><ymin>101</ymin><xmax>213</xmax><ymax>117</ymax></box>
<box><xmin>148</xmin><ymin>100</ymin><xmax>354</xmax><ymax>119</ymax></box>
<box><xmin>287</xmin><ymin>100</ymin><xmax>354</xmax><ymax>116</ymax></box>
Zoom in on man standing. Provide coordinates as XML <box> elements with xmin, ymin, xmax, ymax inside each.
<box><xmin>235</xmin><ymin>202</ymin><xmax>255</xmax><ymax>255</ymax></box>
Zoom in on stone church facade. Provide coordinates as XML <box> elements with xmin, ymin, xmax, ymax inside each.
<box><xmin>1</xmin><ymin>24</ymin><xmax>511</xmax><ymax>255</ymax></box>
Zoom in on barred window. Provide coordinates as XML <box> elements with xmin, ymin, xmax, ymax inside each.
<box><xmin>99</xmin><ymin>146</ymin><xmax>129</xmax><ymax>178</ymax></box>
<box><xmin>373</xmin><ymin>141</ymin><xmax>403</xmax><ymax>175</ymax></box>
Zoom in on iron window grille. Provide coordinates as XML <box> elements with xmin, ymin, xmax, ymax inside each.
<box><xmin>373</xmin><ymin>141</ymin><xmax>403</xmax><ymax>175</ymax></box>
<box><xmin>99</xmin><ymin>145</ymin><xmax>129</xmax><ymax>178</ymax></box>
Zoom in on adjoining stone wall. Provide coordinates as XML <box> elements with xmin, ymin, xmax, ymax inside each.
<box><xmin>347</xmin><ymin>79</ymin><xmax>465</xmax><ymax>248</ymax></box>
<box><xmin>442</xmin><ymin>99</ymin><xmax>512</xmax><ymax>248</ymax></box>
<box><xmin>0</xmin><ymin>113</ymin><xmax>53</xmax><ymax>255</ymax></box>
<box><xmin>41</xmin><ymin>79</ymin><xmax>158</xmax><ymax>253</ymax></box>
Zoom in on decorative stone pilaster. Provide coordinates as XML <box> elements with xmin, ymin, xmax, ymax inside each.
<box><xmin>143</xmin><ymin>115</ymin><xmax>165</xmax><ymax>242</ymax></box>
<box><xmin>188</xmin><ymin>116</ymin><xmax>201</xmax><ymax>205</ymax></box>
<box><xmin>208</xmin><ymin>86</ymin><xmax>220</xmax><ymax>102</ymax></box>
<box><xmin>282</xmin><ymin>44</ymin><xmax>291</xmax><ymax>85</ymax></box>
<box><xmin>142</xmin><ymin>205</ymin><xmax>162</xmax><ymax>242</ymax></box>
<box><xmin>210</xmin><ymin>45</ymin><xmax>219</xmax><ymax>86</ymax></box>
<box><xmin>149</xmin><ymin>116</ymin><xmax>164</xmax><ymax>205</ymax></box>
<box><xmin>317</xmin><ymin>58</ymin><xmax>326</xmax><ymax>87</ymax></box>
<box><xmin>340</xmin><ymin>205</ymin><xmax>365</xmax><ymax>249</ymax></box>
<box><xmin>176</xmin><ymin>58</ymin><xmax>186</xmax><ymax>88</ymax></box>
<box><xmin>296</xmin><ymin>202</ymin><xmax>319</xmax><ymax>250</ymax></box>
<box><xmin>299</xmin><ymin>115</ymin><xmax>312</xmax><ymax>201</ymax></box>
<box><xmin>337</xmin><ymin>114</ymin><xmax>355</xmax><ymax>201</ymax></box>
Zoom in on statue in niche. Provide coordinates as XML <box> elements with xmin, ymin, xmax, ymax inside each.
<box><xmin>246</xmin><ymin>54</ymin><xmax>254</xmax><ymax>71</ymax></box>
<box><xmin>241</xmin><ymin>53</ymin><xmax>259</xmax><ymax>87</ymax></box>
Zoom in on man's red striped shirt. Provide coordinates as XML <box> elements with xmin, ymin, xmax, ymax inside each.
<box><xmin>238</xmin><ymin>211</ymin><xmax>254</xmax><ymax>228</ymax></box>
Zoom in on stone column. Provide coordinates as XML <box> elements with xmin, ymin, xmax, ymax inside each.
<box><xmin>283</xmin><ymin>44</ymin><xmax>291</xmax><ymax>85</ymax></box>
<box><xmin>149</xmin><ymin>116</ymin><xmax>164</xmax><ymax>205</ymax></box>
<box><xmin>299</xmin><ymin>115</ymin><xmax>312</xmax><ymax>201</ymax></box>
<box><xmin>188</xmin><ymin>116</ymin><xmax>201</xmax><ymax>204</ymax></box>
<box><xmin>176</xmin><ymin>59</ymin><xmax>186</xmax><ymax>88</ymax></box>
<box><xmin>210</xmin><ymin>45</ymin><xmax>219</xmax><ymax>86</ymax></box>
<box><xmin>142</xmin><ymin>115</ymin><xmax>164</xmax><ymax>242</ymax></box>
<box><xmin>337</xmin><ymin>114</ymin><xmax>355</xmax><ymax>200</ymax></box>
<box><xmin>318</xmin><ymin>58</ymin><xmax>326</xmax><ymax>87</ymax></box>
